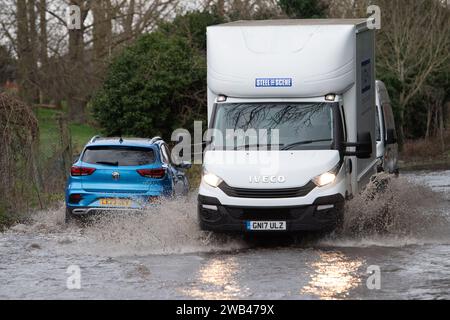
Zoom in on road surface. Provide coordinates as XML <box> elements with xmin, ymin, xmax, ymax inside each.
<box><xmin>0</xmin><ymin>171</ymin><xmax>449</xmax><ymax>299</ymax></box>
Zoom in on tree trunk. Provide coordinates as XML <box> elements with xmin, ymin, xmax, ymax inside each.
<box><xmin>439</xmin><ymin>103</ymin><xmax>444</xmax><ymax>152</ymax></box>
<box><xmin>397</xmin><ymin>102</ymin><xmax>406</xmax><ymax>150</ymax></box>
<box><xmin>92</xmin><ymin>0</ymin><xmax>112</xmax><ymax>73</ymax></box>
<box><xmin>39</xmin><ymin>0</ymin><xmax>49</xmax><ymax>104</ymax></box>
<box><xmin>67</xmin><ymin>0</ymin><xmax>89</xmax><ymax>123</ymax></box>
<box><xmin>68</xmin><ymin>26</ymin><xmax>85</xmax><ymax>123</ymax></box>
<box><xmin>217</xmin><ymin>0</ymin><xmax>225</xmax><ymax>17</ymax></box>
<box><xmin>27</xmin><ymin>0</ymin><xmax>39</xmax><ymax>103</ymax></box>
<box><xmin>16</xmin><ymin>0</ymin><xmax>39</xmax><ymax>105</ymax></box>
<box><xmin>425</xmin><ymin>105</ymin><xmax>432</xmax><ymax>139</ymax></box>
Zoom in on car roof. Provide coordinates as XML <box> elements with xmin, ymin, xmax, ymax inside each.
<box><xmin>86</xmin><ymin>137</ymin><xmax>163</xmax><ymax>148</ymax></box>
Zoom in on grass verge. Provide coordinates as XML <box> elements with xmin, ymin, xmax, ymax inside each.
<box><xmin>399</xmin><ymin>131</ymin><xmax>450</xmax><ymax>171</ymax></box>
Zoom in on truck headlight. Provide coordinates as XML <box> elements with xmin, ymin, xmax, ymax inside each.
<box><xmin>312</xmin><ymin>172</ymin><xmax>336</xmax><ymax>187</ymax></box>
<box><xmin>312</xmin><ymin>163</ymin><xmax>341</xmax><ymax>187</ymax></box>
<box><xmin>202</xmin><ymin>170</ymin><xmax>223</xmax><ymax>188</ymax></box>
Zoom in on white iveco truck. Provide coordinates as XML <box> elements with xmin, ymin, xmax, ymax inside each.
<box><xmin>198</xmin><ymin>19</ymin><xmax>380</xmax><ymax>232</ymax></box>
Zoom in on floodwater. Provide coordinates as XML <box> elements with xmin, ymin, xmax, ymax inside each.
<box><xmin>0</xmin><ymin>171</ymin><xmax>449</xmax><ymax>300</ymax></box>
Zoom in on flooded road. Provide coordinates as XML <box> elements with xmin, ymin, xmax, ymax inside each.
<box><xmin>0</xmin><ymin>171</ymin><xmax>449</xmax><ymax>300</ymax></box>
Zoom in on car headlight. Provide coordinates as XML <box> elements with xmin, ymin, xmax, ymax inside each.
<box><xmin>312</xmin><ymin>163</ymin><xmax>341</xmax><ymax>187</ymax></box>
<box><xmin>202</xmin><ymin>170</ymin><xmax>223</xmax><ymax>188</ymax></box>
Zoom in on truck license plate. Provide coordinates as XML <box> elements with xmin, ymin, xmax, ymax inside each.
<box><xmin>246</xmin><ymin>221</ymin><xmax>286</xmax><ymax>231</ymax></box>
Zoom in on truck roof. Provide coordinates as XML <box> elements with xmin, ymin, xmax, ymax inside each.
<box><xmin>210</xmin><ymin>19</ymin><xmax>369</xmax><ymax>28</ymax></box>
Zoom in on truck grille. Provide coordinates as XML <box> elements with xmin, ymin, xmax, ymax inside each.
<box><xmin>218</xmin><ymin>181</ymin><xmax>316</xmax><ymax>198</ymax></box>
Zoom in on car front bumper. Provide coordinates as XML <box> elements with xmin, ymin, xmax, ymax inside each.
<box><xmin>197</xmin><ymin>194</ymin><xmax>345</xmax><ymax>232</ymax></box>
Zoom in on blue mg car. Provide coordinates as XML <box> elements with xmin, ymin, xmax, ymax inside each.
<box><xmin>65</xmin><ymin>136</ymin><xmax>191</xmax><ymax>223</ymax></box>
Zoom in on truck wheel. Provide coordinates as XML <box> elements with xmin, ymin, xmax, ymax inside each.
<box><xmin>335</xmin><ymin>208</ymin><xmax>345</xmax><ymax>234</ymax></box>
<box><xmin>198</xmin><ymin>220</ymin><xmax>210</xmax><ymax>231</ymax></box>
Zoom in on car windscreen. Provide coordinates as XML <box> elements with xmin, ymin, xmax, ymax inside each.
<box><xmin>82</xmin><ymin>146</ymin><xmax>155</xmax><ymax>166</ymax></box>
<box><xmin>211</xmin><ymin>102</ymin><xmax>335</xmax><ymax>150</ymax></box>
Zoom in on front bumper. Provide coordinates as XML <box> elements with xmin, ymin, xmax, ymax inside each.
<box><xmin>198</xmin><ymin>194</ymin><xmax>345</xmax><ymax>232</ymax></box>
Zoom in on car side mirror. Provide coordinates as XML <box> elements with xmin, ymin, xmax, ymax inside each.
<box><xmin>178</xmin><ymin>161</ymin><xmax>192</xmax><ymax>170</ymax></box>
<box><xmin>385</xmin><ymin>128</ymin><xmax>397</xmax><ymax>145</ymax></box>
<box><xmin>342</xmin><ymin>132</ymin><xmax>373</xmax><ymax>159</ymax></box>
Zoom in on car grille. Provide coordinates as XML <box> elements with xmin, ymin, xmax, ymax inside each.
<box><xmin>218</xmin><ymin>181</ymin><xmax>316</xmax><ymax>198</ymax></box>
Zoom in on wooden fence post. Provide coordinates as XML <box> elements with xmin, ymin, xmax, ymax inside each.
<box><xmin>57</xmin><ymin>114</ymin><xmax>73</xmax><ymax>180</ymax></box>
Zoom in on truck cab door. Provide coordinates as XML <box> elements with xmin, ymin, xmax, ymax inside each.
<box><xmin>339</xmin><ymin>104</ymin><xmax>353</xmax><ymax>199</ymax></box>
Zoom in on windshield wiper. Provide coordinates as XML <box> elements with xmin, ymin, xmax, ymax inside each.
<box><xmin>281</xmin><ymin>139</ymin><xmax>332</xmax><ymax>150</ymax></box>
<box><xmin>234</xmin><ymin>143</ymin><xmax>283</xmax><ymax>150</ymax></box>
<box><xmin>95</xmin><ymin>161</ymin><xmax>119</xmax><ymax>166</ymax></box>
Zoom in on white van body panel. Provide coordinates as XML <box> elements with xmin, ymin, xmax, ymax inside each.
<box><xmin>207</xmin><ymin>23</ymin><xmax>356</xmax><ymax>98</ymax></box>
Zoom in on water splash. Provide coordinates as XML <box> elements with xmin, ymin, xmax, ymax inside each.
<box><xmin>5</xmin><ymin>173</ymin><xmax>450</xmax><ymax>254</ymax></box>
<box><xmin>320</xmin><ymin>173</ymin><xmax>450</xmax><ymax>247</ymax></box>
<box><xmin>82</xmin><ymin>195</ymin><xmax>247</xmax><ymax>256</ymax></box>
<box><xmin>7</xmin><ymin>194</ymin><xmax>247</xmax><ymax>256</ymax></box>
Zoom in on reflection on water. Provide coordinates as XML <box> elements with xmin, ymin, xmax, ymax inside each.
<box><xmin>181</xmin><ymin>256</ymin><xmax>248</xmax><ymax>299</ymax></box>
<box><xmin>302</xmin><ymin>251</ymin><xmax>363</xmax><ymax>299</ymax></box>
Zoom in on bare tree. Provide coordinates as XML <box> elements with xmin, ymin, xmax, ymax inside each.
<box><xmin>67</xmin><ymin>0</ymin><xmax>90</xmax><ymax>122</ymax></box>
<box><xmin>376</xmin><ymin>0</ymin><xmax>449</xmax><ymax>143</ymax></box>
<box><xmin>92</xmin><ymin>0</ymin><xmax>112</xmax><ymax>69</ymax></box>
<box><xmin>38</xmin><ymin>0</ymin><xmax>50</xmax><ymax>103</ymax></box>
<box><xmin>327</xmin><ymin>0</ymin><xmax>450</xmax><ymax>143</ymax></box>
<box><xmin>16</xmin><ymin>0</ymin><xmax>39</xmax><ymax>104</ymax></box>
<box><xmin>202</xmin><ymin>0</ymin><xmax>281</xmax><ymax>19</ymax></box>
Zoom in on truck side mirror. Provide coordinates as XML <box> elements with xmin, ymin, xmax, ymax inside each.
<box><xmin>385</xmin><ymin>128</ymin><xmax>397</xmax><ymax>145</ymax></box>
<box><xmin>342</xmin><ymin>132</ymin><xmax>373</xmax><ymax>159</ymax></box>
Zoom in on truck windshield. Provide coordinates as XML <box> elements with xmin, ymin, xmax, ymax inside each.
<box><xmin>211</xmin><ymin>103</ymin><xmax>335</xmax><ymax>150</ymax></box>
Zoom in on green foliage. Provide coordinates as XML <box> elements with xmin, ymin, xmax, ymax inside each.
<box><xmin>377</xmin><ymin>59</ymin><xmax>450</xmax><ymax>140</ymax></box>
<box><xmin>92</xmin><ymin>11</ymin><xmax>223</xmax><ymax>139</ymax></box>
<box><xmin>36</xmin><ymin>108</ymin><xmax>97</xmax><ymax>158</ymax></box>
<box><xmin>279</xmin><ymin>0</ymin><xmax>327</xmax><ymax>18</ymax></box>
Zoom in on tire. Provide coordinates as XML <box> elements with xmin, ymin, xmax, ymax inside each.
<box><xmin>334</xmin><ymin>208</ymin><xmax>345</xmax><ymax>234</ymax></box>
<box><xmin>318</xmin><ymin>207</ymin><xmax>345</xmax><ymax>236</ymax></box>
<box><xmin>198</xmin><ymin>219</ymin><xmax>210</xmax><ymax>232</ymax></box>
<box><xmin>65</xmin><ymin>208</ymin><xmax>82</xmax><ymax>224</ymax></box>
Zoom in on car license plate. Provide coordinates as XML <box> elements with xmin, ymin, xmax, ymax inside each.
<box><xmin>99</xmin><ymin>198</ymin><xmax>131</xmax><ymax>207</ymax></box>
<box><xmin>246</xmin><ymin>221</ymin><xmax>287</xmax><ymax>231</ymax></box>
